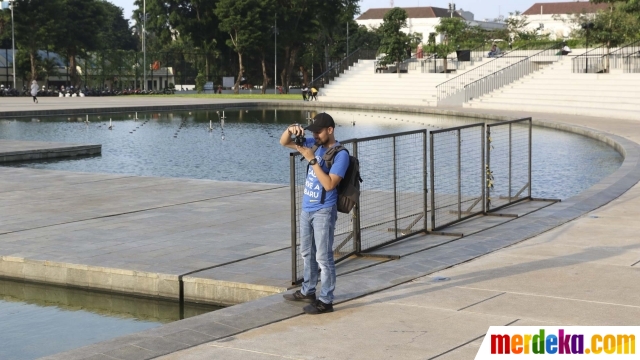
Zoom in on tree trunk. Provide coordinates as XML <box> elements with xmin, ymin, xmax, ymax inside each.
<box><xmin>233</xmin><ymin>51</ymin><xmax>243</xmax><ymax>94</ymax></box>
<box><xmin>301</xmin><ymin>66</ymin><xmax>308</xmax><ymax>85</ymax></box>
<box><xmin>261</xmin><ymin>56</ymin><xmax>269</xmax><ymax>94</ymax></box>
<box><xmin>282</xmin><ymin>47</ymin><xmax>299</xmax><ymax>94</ymax></box>
<box><xmin>29</xmin><ymin>51</ymin><xmax>37</xmax><ymax>81</ymax></box>
<box><xmin>443</xmin><ymin>57</ymin><xmax>448</xmax><ymax>73</ymax></box>
<box><xmin>69</xmin><ymin>52</ymin><xmax>78</xmax><ymax>86</ymax></box>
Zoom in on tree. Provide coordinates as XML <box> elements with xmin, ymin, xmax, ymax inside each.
<box><xmin>54</xmin><ymin>0</ymin><xmax>106</xmax><ymax>86</ymax></box>
<box><xmin>98</xmin><ymin>1</ymin><xmax>137</xmax><ymax>51</ymax></box>
<box><xmin>378</xmin><ymin>8</ymin><xmax>410</xmax><ymax>72</ymax></box>
<box><xmin>215</xmin><ymin>0</ymin><xmax>262</xmax><ymax>94</ymax></box>
<box><xmin>590</xmin><ymin>0</ymin><xmax>639</xmax><ymax>71</ymax></box>
<box><xmin>506</xmin><ymin>11</ymin><xmax>534</xmax><ymax>41</ymax></box>
<box><xmin>434</xmin><ymin>17</ymin><xmax>467</xmax><ymax>73</ymax></box>
<box><xmin>13</xmin><ymin>0</ymin><xmax>61</xmax><ymax>81</ymax></box>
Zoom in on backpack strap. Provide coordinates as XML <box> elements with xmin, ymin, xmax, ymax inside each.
<box><xmin>306</xmin><ymin>144</ymin><xmax>347</xmax><ymax>205</ymax></box>
<box><xmin>322</xmin><ymin>145</ymin><xmax>347</xmax><ymax>170</ymax></box>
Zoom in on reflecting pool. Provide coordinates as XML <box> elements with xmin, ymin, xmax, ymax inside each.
<box><xmin>0</xmin><ymin>108</ymin><xmax>622</xmax><ymax>200</ymax></box>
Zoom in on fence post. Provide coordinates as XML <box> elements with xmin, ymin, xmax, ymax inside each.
<box><xmin>393</xmin><ymin>136</ymin><xmax>398</xmax><ymax>239</ymax></box>
<box><xmin>430</xmin><ymin>131</ymin><xmax>436</xmax><ymax>230</ymax></box>
<box><xmin>509</xmin><ymin>123</ymin><xmax>512</xmax><ymax>200</ymax></box>
<box><xmin>528</xmin><ymin>118</ymin><xmax>532</xmax><ymax>198</ymax></box>
<box><xmin>481</xmin><ymin>124</ymin><xmax>486</xmax><ymax>214</ymax></box>
<box><xmin>423</xmin><ymin>131</ymin><xmax>428</xmax><ymax>232</ymax></box>
<box><xmin>290</xmin><ymin>154</ymin><xmax>298</xmax><ymax>284</ymax></box>
<box><xmin>486</xmin><ymin>126</ymin><xmax>491</xmax><ymax>211</ymax></box>
<box><xmin>353</xmin><ymin>142</ymin><xmax>362</xmax><ymax>253</ymax></box>
<box><xmin>457</xmin><ymin>129</ymin><xmax>462</xmax><ymax>220</ymax></box>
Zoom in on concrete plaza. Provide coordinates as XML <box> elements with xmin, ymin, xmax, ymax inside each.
<box><xmin>0</xmin><ymin>97</ymin><xmax>637</xmax><ymax>359</ymax></box>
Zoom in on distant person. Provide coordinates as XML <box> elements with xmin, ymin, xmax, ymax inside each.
<box><xmin>217</xmin><ymin>85</ymin><xmax>222</xmax><ymax>94</ymax></box>
<box><xmin>488</xmin><ymin>44</ymin><xmax>501</xmax><ymax>58</ymax></box>
<box><xmin>561</xmin><ymin>44</ymin><xmax>572</xmax><ymax>56</ymax></box>
<box><xmin>301</xmin><ymin>84</ymin><xmax>309</xmax><ymax>101</ymax></box>
<box><xmin>310</xmin><ymin>86</ymin><xmax>318</xmax><ymax>101</ymax></box>
<box><xmin>30</xmin><ymin>80</ymin><xmax>39</xmax><ymax>104</ymax></box>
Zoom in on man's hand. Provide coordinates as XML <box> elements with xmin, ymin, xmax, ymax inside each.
<box><xmin>296</xmin><ymin>145</ymin><xmax>316</xmax><ymax>162</ymax></box>
<box><xmin>280</xmin><ymin>123</ymin><xmax>304</xmax><ymax>150</ymax></box>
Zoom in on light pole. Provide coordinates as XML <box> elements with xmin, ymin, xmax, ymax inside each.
<box><xmin>581</xmin><ymin>22</ymin><xmax>594</xmax><ymax>73</ymax></box>
<box><xmin>143</xmin><ymin>0</ymin><xmax>146</xmax><ymax>91</ymax></box>
<box><xmin>346</xmin><ymin>22</ymin><xmax>349</xmax><ymax>57</ymax></box>
<box><xmin>449</xmin><ymin>2</ymin><xmax>455</xmax><ymax>18</ymax></box>
<box><xmin>272</xmin><ymin>17</ymin><xmax>278</xmax><ymax>94</ymax></box>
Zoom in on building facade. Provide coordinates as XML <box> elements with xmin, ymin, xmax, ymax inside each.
<box><xmin>355</xmin><ymin>7</ymin><xmax>505</xmax><ymax>44</ymax></box>
<box><xmin>517</xmin><ymin>1</ymin><xmax>608</xmax><ymax>40</ymax></box>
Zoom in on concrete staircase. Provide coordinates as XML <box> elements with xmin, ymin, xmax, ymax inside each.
<box><xmin>318</xmin><ymin>59</ymin><xmax>445</xmax><ymax>106</ymax></box>
<box><xmin>465</xmin><ymin>57</ymin><xmax>640</xmax><ymax>120</ymax></box>
<box><xmin>318</xmin><ymin>55</ymin><xmax>530</xmax><ymax>107</ymax></box>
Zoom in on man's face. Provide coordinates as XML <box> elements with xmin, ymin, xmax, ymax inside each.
<box><xmin>312</xmin><ymin>127</ymin><xmax>333</xmax><ymax>146</ymax></box>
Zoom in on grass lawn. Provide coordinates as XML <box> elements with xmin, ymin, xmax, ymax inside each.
<box><xmin>166</xmin><ymin>93</ymin><xmax>301</xmax><ymax>100</ymax></box>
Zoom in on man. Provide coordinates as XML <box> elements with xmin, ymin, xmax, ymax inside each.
<box><xmin>301</xmin><ymin>84</ymin><xmax>309</xmax><ymax>101</ymax></box>
<box><xmin>310</xmin><ymin>86</ymin><xmax>318</xmax><ymax>101</ymax></box>
<box><xmin>488</xmin><ymin>44</ymin><xmax>501</xmax><ymax>58</ymax></box>
<box><xmin>279</xmin><ymin>113</ymin><xmax>349</xmax><ymax>315</ymax></box>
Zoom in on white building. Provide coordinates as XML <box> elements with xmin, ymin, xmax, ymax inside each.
<box><xmin>355</xmin><ymin>7</ymin><xmax>505</xmax><ymax>44</ymax></box>
<box><xmin>517</xmin><ymin>1</ymin><xmax>608</xmax><ymax>39</ymax></box>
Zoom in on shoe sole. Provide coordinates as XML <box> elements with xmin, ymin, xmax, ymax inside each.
<box><xmin>283</xmin><ymin>295</ymin><xmax>316</xmax><ymax>303</ymax></box>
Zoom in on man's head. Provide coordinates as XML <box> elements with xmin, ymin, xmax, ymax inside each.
<box><xmin>305</xmin><ymin>113</ymin><xmax>335</xmax><ymax>146</ymax></box>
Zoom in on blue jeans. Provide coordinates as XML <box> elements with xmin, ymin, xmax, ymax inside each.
<box><xmin>299</xmin><ymin>205</ymin><xmax>337</xmax><ymax>304</ymax></box>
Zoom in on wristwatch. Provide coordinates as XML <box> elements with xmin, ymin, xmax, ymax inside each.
<box><xmin>309</xmin><ymin>158</ymin><xmax>318</xmax><ymax>165</ymax></box>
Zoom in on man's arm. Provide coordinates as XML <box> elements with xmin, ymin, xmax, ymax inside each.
<box><xmin>280</xmin><ymin>124</ymin><xmax>304</xmax><ymax>150</ymax></box>
<box><xmin>296</xmin><ymin>147</ymin><xmax>347</xmax><ymax>191</ymax></box>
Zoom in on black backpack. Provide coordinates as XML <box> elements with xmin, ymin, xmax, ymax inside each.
<box><xmin>309</xmin><ymin>144</ymin><xmax>362</xmax><ymax>214</ymax></box>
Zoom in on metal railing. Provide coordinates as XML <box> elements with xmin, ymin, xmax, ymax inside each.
<box><xmin>439</xmin><ymin>43</ymin><xmax>562</xmax><ymax>106</ymax></box>
<box><xmin>290</xmin><ymin>130</ymin><xmax>428</xmax><ymax>284</ymax></box>
<box><xmin>624</xmin><ymin>50</ymin><xmax>640</xmax><ymax>73</ymax></box>
<box><xmin>435</xmin><ymin>47</ymin><xmax>534</xmax><ymax>105</ymax></box>
<box><xmin>311</xmin><ymin>48</ymin><xmax>377</xmax><ymax>88</ymax></box>
<box><xmin>571</xmin><ymin>41</ymin><xmax>640</xmax><ymax>73</ymax></box>
<box><xmin>429</xmin><ymin>123</ymin><xmax>485</xmax><ymax>231</ymax></box>
<box><xmin>486</xmin><ymin>118</ymin><xmax>532</xmax><ymax>212</ymax></box>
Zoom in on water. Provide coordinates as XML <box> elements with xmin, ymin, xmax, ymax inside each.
<box><xmin>0</xmin><ymin>108</ymin><xmax>622</xmax><ymax>200</ymax></box>
<box><xmin>0</xmin><ymin>278</ymin><xmax>220</xmax><ymax>360</ymax></box>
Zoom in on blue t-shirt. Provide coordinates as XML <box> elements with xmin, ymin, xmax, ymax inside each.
<box><xmin>301</xmin><ymin>138</ymin><xmax>349</xmax><ymax>212</ymax></box>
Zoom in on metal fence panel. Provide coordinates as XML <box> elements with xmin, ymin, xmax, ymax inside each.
<box><xmin>486</xmin><ymin>118</ymin><xmax>532</xmax><ymax>211</ymax></box>
<box><xmin>430</xmin><ymin>123</ymin><xmax>485</xmax><ymax>231</ymax></box>
<box><xmin>291</xmin><ymin>130</ymin><xmax>427</xmax><ymax>284</ymax></box>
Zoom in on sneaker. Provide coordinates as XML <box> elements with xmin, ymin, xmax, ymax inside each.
<box><xmin>303</xmin><ymin>299</ymin><xmax>334</xmax><ymax>315</ymax></box>
<box><xmin>283</xmin><ymin>290</ymin><xmax>316</xmax><ymax>303</ymax></box>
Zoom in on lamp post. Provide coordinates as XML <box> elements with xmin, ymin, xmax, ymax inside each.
<box><xmin>143</xmin><ymin>0</ymin><xmax>146</xmax><ymax>91</ymax></box>
<box><xmin>272</xmin><ymin>17</ymin><xmax>278</xmax><ymax>94</ymax></box>
<box><xmin>448</xmin><ymin>2</ymin><xmax>455</xmax><ymax>18</ymax></box>
<box><xmin>581</xmin><ymin>22</ymin><xmax>594</xmax><ymax>73</ymax></box>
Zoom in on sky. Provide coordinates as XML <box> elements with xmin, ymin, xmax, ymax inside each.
<box><xmin>109</xmin><ymin>0</ymin><xmax>561</xmax><ymax>23</ymax></box>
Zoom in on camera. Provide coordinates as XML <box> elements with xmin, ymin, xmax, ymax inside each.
<box><xmin>294</xmin><ymin>135</ymin><xmax>305</xmax><ymax>146</ymax></box>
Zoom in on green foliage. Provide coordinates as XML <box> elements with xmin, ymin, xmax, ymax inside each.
<box><xmin>434</xmin><ymin>17</ymin><xmax>467</xmax><ymax>71</ymax></box>
<box><xmin>564</xmin><ymin>1</ymin><xmax>639</xmax><ymax>48</ymax></box>
<box><xmin>195</xmin><ymin>72</ymin><xmax>206</xmax><ymax>93</ymax></box>
<box><xmin>98</xmin><ymin>1</ymin><xmax>137</xmax><ymax>51</ymax></box>
<box><xmin>13</xmin><ymin>0</ymin><xmax>62</xmax><ymax>81</ymax></box>
<box><xmin>378</xmin><ymin>8</ymin><xmax>410</xmax><ymax>66</ymax></box>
